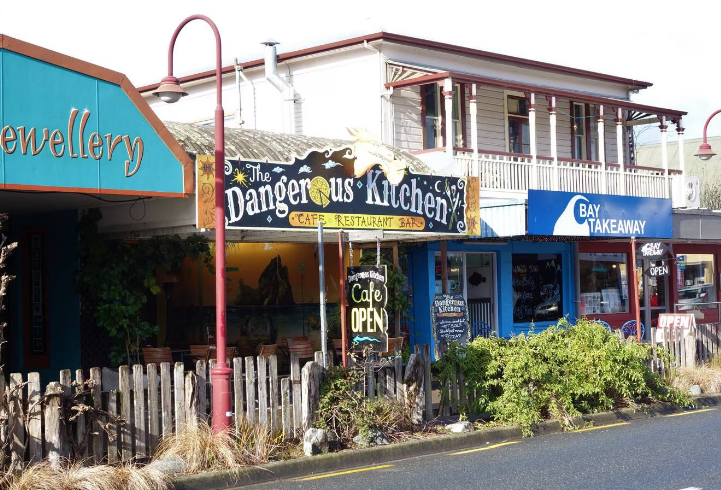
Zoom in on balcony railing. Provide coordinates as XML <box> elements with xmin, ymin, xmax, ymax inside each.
<box><xmin>445</xmin><ymin>150</ymin><xmax>678</xmax><ymax>198</ymax></box>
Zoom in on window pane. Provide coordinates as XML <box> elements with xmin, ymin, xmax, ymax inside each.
<box><xmin>508</xmin><ymin>120</ymin><xmax>520</xmax><ymax>153</ymax></box>
<box><xmin>579</xmin><ymin>253</ymin><xmax>628</xmax><ymax>314</ymax></box>
<box><xmin>512</xmin><ymin>254</ymin><xmax>563</xmax><ymax>323</ymax></box>
<box><xmin>518</xmin><ymin>97</ymin><xmax>528</xmax><ymax>115</ymax></box>
<box><xmin>423</xmin><ymin>84</ymin><xmax>438</xmax><ymax>118</ymax></box>
<box><xmin>677</xmin><ymin>254</ymin><xmax>716</xmax><ymax>310</ymax></box>
<box><xmin>574</xmin><ymin>136</ymin><xmax>586</xmax><ymax>160</ymax></box>
<box><xmin>435</xmin><ymin>252</ymin><xmax>464</xmax><ymax>296</ymax></box>
<box><xmin>452</xmin><ymin>86</ymin><xmax>461</xmax><ymax>120</ymax></box>
<box><xmin>425</xmin><ymin>118</ymin><xmax>438</xmax><ymax>149</ymax></box>
<box><xmin>508</xmin><ymin>97</ymin><xmax>519</xmax><ymax>115</ymax></box>
<box><xmin>521</xmin><ymin>122</ymin><xmax>530</xmax><ymax>154</ymax></box>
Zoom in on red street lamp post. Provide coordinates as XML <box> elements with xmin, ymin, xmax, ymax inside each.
<box><xmin>694</xmin><ymin>109</ymin><xmax>721</xmax><ymax>161</ymax></box>
<box><xmin>152</xmin><ymin>14</ymin><xmax>232</xmax><ymax>433</ymax></box>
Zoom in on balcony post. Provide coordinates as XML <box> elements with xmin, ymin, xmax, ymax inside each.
<box><xmin>547</xmin><ymin>96</ymin><xmax>559</xmax><ymax>191</ymax></box>
<box><xmin>443</xmin><ymin>78</ymin><xmax>454</xmax><ymax>158</ymax></box>
<box><xmin>470</xmin><ymin>84</ymin><xmax>479</xmax><ymax>177</ymax></box>
<box><xmin>660</xmin><ymin>115</ymin><xmax>669</xmax><ymax>198</ymax></box>
<box><xmin>674</xmin><ymin>118</ymin><xmax>685</xmax><ymax>176</ymax></box>
<box><xmin>528</xmin><ymin>92</ymin><xmax>538</xmax><ymax>189</ymax></box>
<box><xmin>597</xmin><ymin>105</ymin><xmax>606</xmax><ymax>194</ymax></box>
<box><xmin>615</xmin><ymin>108</ymin><xmax>626</xmax><ymax>195</ymax></box>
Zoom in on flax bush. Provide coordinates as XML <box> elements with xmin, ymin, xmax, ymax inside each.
<box><xmin>436</xmin><ymin>318</ymin><xmax>691</xmax><ymax>436</ymax></box>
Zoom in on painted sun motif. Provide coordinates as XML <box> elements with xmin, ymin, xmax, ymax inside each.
<box><xmin>232</xmin><ymin>168</ymin><xmax>249</xmax><ymax>187</ymax></box>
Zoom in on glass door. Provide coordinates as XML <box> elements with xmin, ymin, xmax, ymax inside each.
<box><xmin>638</xmin><ymin>258</ymin><xmax>670</xmax><ymax>337</ymax></box>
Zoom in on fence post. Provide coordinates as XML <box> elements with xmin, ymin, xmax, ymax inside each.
<box><xmin>107</xmin><ymin>390</ymin><xmax>119</xmax><ymax>463</ymax></box>
<box><xmin>160</xmin><ymin>363</ymin><xmax>172</xmax><ymax>438</ymax></box>
<box><xmin>59</xmin><ymin>369</ymin><xmax>71</xmax><ymax>458</ymax></box>
<box><xmin>269</xmin><ymin>355</ymin><xmax>279</xmax><ymax>434</ymax></box>
<box><xmin>233</xmin><ymin>357</ymin><xmax>244</xmax><ymax>433</ymax></box>
<box><xmin>196</xmin><ymin>360</ymin><xmax>207</xmax><ymax>420</ymax></box>
<box><xmin>44</xmin><ymin>382</ymin><xmax>62</xmax><ymax>470</ymax></box>
<box><xmin>147</xmin><ymin>363</ymin><xmax>160</xmax><ymax>453</ymax></box>
<box><xmin>245</xmin><ymin>356</ymin><xmax>257</xmax><ymax>425</ymax></box>
<box><xmin>27</xmin><ymin>372</ymin><xmax>42</xmax><ymax>463</ymax></box>
<box><xmin>291</xmin><ymin>354</ymin><xmax>302</xmax><ymax>433</ymax></box>
<box><xmin>424</xmin><ymin>344</ymin><xmax>433</xmax><ymax>421</ymax></box>
<box><xmin>174</xmin><ymin>362</ymin><xmax>186</xmax><ymax>433</ymax></box>
<box><xmin>281</xmin><ymin>378</ymin><xmax>291</xmax><ymax>440</ymax></box>
<box><xmin>133</xmin><ymin>364</ymin><xmax>146</xmax><ymax>457</ymax></box>
<box><xmin>301</xmin><ymin>361</ymin><xmax>321</xmax><ymax>431</ymax></box>
<box><xmin>118</xmin><ymin>365</ymin><xmax>132</xmax><ymax>461</ymax></box>
<box><xmin>395</xmin><ymin>352</ymin><xmax>403</xmax><ymax>402</ymax></box>
<box><xmin>258</xmin><ymin>355</ymin><xmax>268</xmax><ymax>427</ymax></box>
<box><xmin>90</xmin><ymin>367</ymin><xmax>103</xmax><ymax>462</ymax></box>
<box><xmin>185</xmin><ymin>371</ymin><xmax>199</xmax><ymax>428</ymax></box>
<box><xmin>75</xmin><ymin>369</ymin><xmax>87</xmax><ymax>458</ymax></box>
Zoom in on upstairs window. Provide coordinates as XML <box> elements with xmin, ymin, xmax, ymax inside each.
<box><xmin>507</xmin><ymin>95</ymin><xmax>530</xmax><ymax>154</ymax></box>
<box><xmin>422</xmin><ymin>83</ymin><xmax>464</xmax><ymax>149</ymax></box>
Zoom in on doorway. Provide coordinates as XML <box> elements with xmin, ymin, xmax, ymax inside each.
<box><xmin>434</xmin><ymin>251</ymin><xmax>497</xmax><ymax>335</ymax></box>
<box><xmin>638</xmin><ymin>258</ymin><xmax>670</xmax><ymax>337</ymax></box>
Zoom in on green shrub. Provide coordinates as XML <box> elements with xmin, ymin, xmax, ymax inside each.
<box><xmin>314</xmin><ymin>367</ymin><xmax>409</xmax><ymax>446</ymax></box>
<box><xmin>435</xmin><ymin>318</ymin><xmax>691</xmax><ymax>436</ymax></box>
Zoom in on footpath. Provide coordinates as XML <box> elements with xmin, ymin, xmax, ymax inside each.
<box><xmin>172</xmin><ymin>394</ymin><xmax>721</xmax><ymax>490</ymax></box>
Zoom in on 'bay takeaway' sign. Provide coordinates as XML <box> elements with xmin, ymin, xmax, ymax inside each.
<box><xmin>347</xmin><ymin>265</ymin><xmax>388</xmax><ymax>353</ymax></box>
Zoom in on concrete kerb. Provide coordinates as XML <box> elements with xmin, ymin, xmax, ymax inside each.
<box><xmin>172</xmin><ymin>394</ymin><xmax>721</xmax><ymax>490</ymax></box>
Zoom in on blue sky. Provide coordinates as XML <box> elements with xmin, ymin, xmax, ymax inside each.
<box><xmin>1</xmin><ymin>0</ymin><xmax>716</xmax><ymax>144</ymax></box>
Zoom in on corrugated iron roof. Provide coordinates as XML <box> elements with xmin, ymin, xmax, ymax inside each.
<box><xmin>165</xmin><ymin>122</ymin><xmax>431</xmax><ymax>174</ymax></box>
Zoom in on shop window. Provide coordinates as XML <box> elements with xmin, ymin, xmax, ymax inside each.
<box><xmin>579</xmin><ymin>253</ymin><xmax>628</xmax><ymax>314</ymax></box>
<box><xmin>422</xmin><ymin>83</ymin><xmax>463</xmax><ymax>149</ymax></box>
<box><xmin>434</xmin><ymin>252</ymin><xmax>464</xmax><ymax>295</ymax></box>
<box><xmin>511</xmin><ymin>253</ymin><xmax>563</xmax><ymax>323</ymax></box>
<box><xmin>677</xmin><ymin>253</ymin><xmax>716</xmax><ymax>310</ymax></box>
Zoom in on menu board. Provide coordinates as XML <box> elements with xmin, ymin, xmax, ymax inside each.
<box><xmin>512</xmin><ymin>254</ymin><xmax>563</xmax><ymax>323</ymax></box>
<box><xmin>432</xmin><ymin>294</ymin><xmax>469</xmax><ymax>344</ymax></box>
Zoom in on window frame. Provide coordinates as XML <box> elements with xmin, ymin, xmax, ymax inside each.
<box><xmin>421</xmin><ymin>83</ymin><xmax>465</xmax><ymax>150</ymax></box>
<box><xmin>505</xmin><ymin>93</ymin><xmax>531</xmax><ymax>155</ymax></box>
<box><xmin>579</xmin><ymin>252</ymin><xmax>630</xmax><ymax>314</ymax></box>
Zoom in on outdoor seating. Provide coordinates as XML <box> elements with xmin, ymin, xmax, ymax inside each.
<box><xmin>141</xmin><ymin>347</ymin><xmax>173</xmax><ymax>365</ymax></box>
<box><xmin>189</xmin><ymin>344</ymin><xmax>210</xmax><ymax>361</ymax></box>
<box><xmin>380</xmin><ymin>337</ymin><xmax>404</xmax><ymax>358</ymax></box>
<box><xmin>207</xmin><ymin>346</ymin><xmax>237</xmax><ymax>365</ymax></box>
<box><xmin>471</xmin><ymin>320</ymin><xmax>492</xmax><ymax>340</ymax></box>
<box><xmin>621</xmin><ymin>320</ymin><xmax>645</xmax><ymax>339</ymax></box>
<box><xmin>286</xmin><ymin>338</ymin><xmax>315</xmax><ymax>362</ymax></box>
<box><xmin>258</xmin><ymin>344</ymin><xmax>278</xmax><ymax>357</ymax></box>
<box><xmin>237</xmin><ymin>337</ymin><xmax>256</xmax><ymax>358</ymax></box>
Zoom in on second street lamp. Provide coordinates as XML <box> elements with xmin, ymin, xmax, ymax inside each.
<box><xmin>152</xmin><ymin>14</ymin><xmax>232</xmax><ymax>433</ymax></box>
<box><xmin>694</xmin><ymin>109</ymin><xmax>721</xmax><ymax>161</ymax></box>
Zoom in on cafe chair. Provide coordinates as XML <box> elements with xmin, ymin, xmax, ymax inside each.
<box><xmin>380</xmin><ymin>337</ymin><xmax>404</xmax><ymax>358</ymax></box>
<box><xmin>207</xmin><ymin>346</ymin><xmax>237</xmax><ymax>365</ymax></box>
<box><xmin>258</xmin><ymin>344</ymin><xmax>278</xmax><ymax>358</ymax></box>
<box><xmin>286</xmin><ymin>338</ymin><xmax>315</xmax><ymax>362</ymax></box>
<box><xmin>142</xmin><ymin>347</ymin><xmax>173</xmax><ymax>365</ymax></box>
<box><xmin>621</xmin><ymin>320</ymin><xmax>645</xmax><ymax>340</ymax></box>
<box><xmin>471</xmin><ymin>321</ymin><xmax>492</xmax><ymax>340</ymax></box>
<box><xmin>189</xmin><ymin>344</ymin><xmax>210</xmax><ymax>360</ymax></box>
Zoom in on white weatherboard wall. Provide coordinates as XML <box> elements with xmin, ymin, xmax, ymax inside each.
<box><xmin>289</xmin><ymin>48</ymin><xmax>381</xmax><ymax>140</ymax></box>
<box><xmin>380</xmin><ymin>43</ymin><xmax>633</xmax><ymax>100</ymax></box>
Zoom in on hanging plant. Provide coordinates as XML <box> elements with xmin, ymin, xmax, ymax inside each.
<box><xmin>76</xmin><ymin>208</ymin><xmax>212</xmax><ymax>366</ymax></box>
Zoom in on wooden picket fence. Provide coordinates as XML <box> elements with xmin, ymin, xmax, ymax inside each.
<box><xmin>650</xmin><ymin>323</ymin><xmax>720</xmax><ymax>377</ymax></box>
<box><xmin>0</xmin><ymin>345</ymin><xmax>435</xmax><ymax>466</ymax></box>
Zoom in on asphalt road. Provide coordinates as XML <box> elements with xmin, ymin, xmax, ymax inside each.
<box><xmin>239</xmin><ymin>407</ymin><xmax>721</xmax><ymax>490</ymax></box>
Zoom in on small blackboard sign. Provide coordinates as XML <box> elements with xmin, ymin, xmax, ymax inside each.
<box><xmin>432</xmin><ymin>294</ymin><xmax>469</xmax><ymax>345</ymax></box>
<box><xmin>347</xmin><ymin>265</ymin><xmax>388</xmax><ymax>352</ymax></box>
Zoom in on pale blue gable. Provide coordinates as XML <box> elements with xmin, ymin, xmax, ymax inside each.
<box><xmin>0</xmin><ymin>49</ymin><xmax>188</xmax><ymax>195</ymax></box>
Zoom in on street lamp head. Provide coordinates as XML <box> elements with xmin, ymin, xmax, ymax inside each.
<box><xmin>151</xmin><ymin>76</ymin><xmax>188</xmax><ymax>104</ymax></box>
<box><xmin>694</xmin><ymin>142</ymin><xmax>716</xmax><ymax>161</ymax></box>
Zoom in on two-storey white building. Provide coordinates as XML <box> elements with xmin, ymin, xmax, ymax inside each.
<box><xmin>133</xmin><ymin>31</ymin><xmax>690</xmax><ymax>351</ymax></box>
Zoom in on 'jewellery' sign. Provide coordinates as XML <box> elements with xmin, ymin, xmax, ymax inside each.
<box><xmin>204</xmin><ymin>147</ymin><xmax>479</xmax><ymax>235</ymax></box>
<box><xmin>1</xmin><ymin>109</ymin><xmax>144</xmax><ymax>178</ymax></box>
<box><xmin>527</xmin><ymin>190</ymin><xmax>672</xmax><ymax>238</ymax></box>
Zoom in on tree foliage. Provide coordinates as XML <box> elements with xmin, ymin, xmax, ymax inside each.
<box><xmin>76</xmin><ymin>208</ymin><xmax>212</xmax><ymax>365</ymax></box>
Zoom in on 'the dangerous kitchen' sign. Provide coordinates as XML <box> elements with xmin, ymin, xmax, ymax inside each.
<box><xmin>346</xmin><ymin>265</ymin><xmax>388</xmax><ymax>353</ymax></box>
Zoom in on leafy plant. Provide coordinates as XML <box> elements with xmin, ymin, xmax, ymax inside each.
<box><xmin>434</xmin><ymin>318</ymin><xmax>692</xmax><ymax>436</ymax></box>
<box><xmin>76</xmin><ymin>209</ymin><xmax>212</xmax><ymax>366</ymax></box>
<box><xmin>314</xmin><ymin>367</ymin><xmax>409</xmax><ymax>446</ymax></box>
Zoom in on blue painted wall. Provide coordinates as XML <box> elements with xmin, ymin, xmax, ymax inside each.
<box><xmin>0</xmin><ymin>50</ymin><xmax>185</xmax><ymax>194</ymax></box>
<box><xmin>9</xmin><ymin>210</ymin><xmax>80</xmax><ymax>380</ymax></box>
<box><xmin>407</xmin><ymin>240</ymin><xmax>576</xmax><ymax>358</ymax></box>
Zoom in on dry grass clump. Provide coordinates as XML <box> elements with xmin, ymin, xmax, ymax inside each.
<box><xmin>153</xmin><ymin>419</ymin><xmax>283</xmax><ymax>473</ymax></box>
<box><xmin>154</xmin><ymin>422</ymin><xmax>240</xmax><ymax>473</ymax></box>
<box><xmin>672</xmin><ymin>365</ymin><xmax>721</xmax><ymax>394</ymax></box>
<box><xmin>1</xmin><ymin>461</ymin><xmax>169</xmax><ymax>490</ymax></box>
